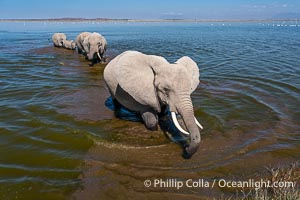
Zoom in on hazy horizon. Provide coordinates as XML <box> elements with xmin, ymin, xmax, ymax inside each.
<box><xmin>0</xmin><ymin>0</ymin><xmax>300</xmax><ymax>20</ymax></box>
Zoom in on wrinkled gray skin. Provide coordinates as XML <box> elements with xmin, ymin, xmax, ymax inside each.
<box><xmin>82</xmin><ymin>32</ymin><xmax>107</xmax><ymax>64</ymax></box>
<box><xmin>63</xmin><ymin>40</ymin><xmax>76</xmax><ymax>50</ymax></box>
<box><xmin>52</xmin><ymin>33</ymin><xmax>66</xmax><ymax>47</ymax></box>
<box><xmin>104</xmin><ymin>51</ymin><xmax>201</xmax><ymax>158</ymax></box>
<box><xmin>75</xmin><ymin>32</ymin><xmax>91</xmax><ymax>55</ymax></box>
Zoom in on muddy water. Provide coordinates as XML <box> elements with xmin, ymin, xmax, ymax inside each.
<box><xmin>0</xmin><ymin>22</ymin><xmax>299</xmax><ymax>199</ymax></box>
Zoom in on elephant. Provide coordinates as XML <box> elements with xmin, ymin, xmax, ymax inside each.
<box><xmin>82</xmin><ymin>32</ymin><xmax>107</xmax><ymax>65</ymax></box>
<box><xmin>52</xmin><ymin>33</ymin><xmax>66</xmax><ymax>47</ymax></box>
<box><xmin>75</xmin><ymin>32</ymin><xmax>91</xmax><ymax>55</ymax></box>
<box><xmin>103</xmin><ymin>51</ymin><xmax>204</xmax><ymax>158</ymax></box>
<box><xmin>63</xmin><ymin>40</ymin><xmax>76</xmax><ymax>50</ymax></box>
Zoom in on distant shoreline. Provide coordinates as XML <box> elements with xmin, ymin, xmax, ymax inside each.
<box><xmin>0</xmin><ymin>18</ymin><xmax>300</xmax><ymax>23</ymax></box>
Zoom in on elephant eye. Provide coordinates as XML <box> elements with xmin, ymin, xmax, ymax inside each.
<box><xmin>164</xmin><ymin>88</ymin><xmax>170</xmax><ymax>96</ymax></box>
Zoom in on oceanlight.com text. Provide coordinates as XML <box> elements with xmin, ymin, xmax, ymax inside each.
<box><xmin>143</xmin><ymin>178</ymin><xmax>296</xmax><ymax>190</ymax></box>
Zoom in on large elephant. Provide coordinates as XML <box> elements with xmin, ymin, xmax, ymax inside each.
<box><xmin>104</xmin><ymin>51</ymin><xmax>203</xmax><ymax>158</ymax></box>
<box><xmin>63</xmin><ymin>40</ymin><xmax>76</xmax><ymax>50</ymax></box>
<box><xmin>82</xmin><ymin>32</ymin><xmax>107</xmax><ymax>64</ymax></box>
<box><xmin>75</xmin><ymin>32</ymin><xmax>91</xmax><ymax>54</ymax></box>
<box><xmin>52</xmin><ymin>33</ymin><xmax>66</xmax><ymax>47</ymax></box>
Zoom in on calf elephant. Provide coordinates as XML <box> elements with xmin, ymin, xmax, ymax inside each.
<box><xmin>52</xmin><ymin>33</ymin><xmax>66</xmax><ymax>47</ymax></box>
<box><xmin>63</xmin><ymin>40</ymin><xmax>76</xmax><ymax>50</ymax></box>
<box><xmin>104</xmin><ymin>51</ymin><xmax>203</xmax><ymax>158</ymax></box>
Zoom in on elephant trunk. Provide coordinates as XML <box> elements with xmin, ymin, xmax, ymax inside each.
<box><xmin>60</xmin><ymin>39</ymin><xmax>65</xmax><ymax>47</ymax></box>
<box><xmin>176</xmin><ymin>95</ymin><xmax>201</xmax><ymax>158</ymax></box>
<box><xmin>88</xmin><ymin>51</ymin><xmax>96</xmax><ymax>61</ymax></box>
<box><xmin>87</xmin><ymin>46</ymin><xmax>98</xmax><ymax>61</ymax></box>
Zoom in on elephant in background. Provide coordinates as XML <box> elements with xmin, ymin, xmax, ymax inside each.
<box><xmin>52</xmin><ymin>33</ymin><xmax>66</xmax><ymax>47</ymax></box>
<box><xmin>75</xmin><ymin>32</ymin><xmax>91</xmax><ymax>54</ymax></box>
<box><xmin>83</xmin><ymin>32</ymin><xmax>107</xmax><ymax>65</ymax></box>
<box><xmin>63</xmin><ymin>40</ymin><xmax>76</xmax><ymax>50</ymax></box>
<box><xmin>104</xmin><ymin>51</ymin><xmax>203</xmax><ymax>158</ymax></box>
<box><xmin>75</xmin><ymin>32</ymin><xmax>107</xmax><ymax>65</ymax></box>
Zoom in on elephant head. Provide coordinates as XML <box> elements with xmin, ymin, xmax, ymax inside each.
<box><xmin>83</xmin><ymin>32</ymin><xmax>107</xmax><ymax>64</ymax></box>
<box><xmin>52</xmin><ymin>33</ymin><xmax>66</xmax><ymax>47</ymax></box>
<box><xmin>104</xmin><ymin>51</ymin><xmax>203</xmax><ymax>158</ymax></box>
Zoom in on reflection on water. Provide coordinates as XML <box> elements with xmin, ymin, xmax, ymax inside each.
<box><xmin>0</xmin><ymin>22</ymin><xmax>299</xmax><ymax>199</ymax></box>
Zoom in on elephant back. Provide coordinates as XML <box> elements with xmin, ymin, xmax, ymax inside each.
<box><xmin>104</xmin><ymin>51</ymin><xmax>163</xmax><ymax>112</ymax></box>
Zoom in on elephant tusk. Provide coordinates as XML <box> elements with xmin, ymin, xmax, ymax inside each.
<box><xmin>194</xmin><ymin>117</ymin><xmax>204</xmax><ymax>130</ymax></box>
<box><xmin>97</xmin><ymin>52</ymin><xmax>101</xmax><ymax>60</ymax></box>
<box><xmin>171</xmin><ymin>112</ymin><xmax>190</xmax><ymax>135</ymax></box>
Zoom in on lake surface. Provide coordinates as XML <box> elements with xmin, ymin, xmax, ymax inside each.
<box><xmin>0</xmin><ymin>21</ymin><xmax>299</xmax><ymax>199</ymax></box>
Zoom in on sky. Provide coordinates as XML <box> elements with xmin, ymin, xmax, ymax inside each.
<box><xmin>0</xmin><ymin>0</ymin><xmax>300</xmax><ymax>20</ymax></box>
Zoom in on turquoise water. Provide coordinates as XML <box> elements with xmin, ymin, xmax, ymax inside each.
<box><xmin>0</xmin><ymin>22</ymin><xmax>299</xmax><ymax>199</ymax></box>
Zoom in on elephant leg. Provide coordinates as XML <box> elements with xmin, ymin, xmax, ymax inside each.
<box><xmin>141</xmin><ymin>110</ymin><xmax>158</xmax><ymax>131</ymax></box>
<box><xmin>76</xmin><ymin>48</ymin><xmax>81</xmax><ymax>54</ymax></box>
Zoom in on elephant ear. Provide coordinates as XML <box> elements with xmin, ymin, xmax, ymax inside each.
<box><xmin>98</xmin><ymin>36</ymin><xmax>107</xmax><ymax>53</ymax></box>
<box><xmin>61</xmin><ymin>33</ymin><xmax>66</xmax><ymax>41</ymax></box>
<box><xmin>175</xmin><ymin>56</ymin><xmax>200</xmax><ymax>93</ymax></box>
<box><xmin>82</xmin><ymin>37</ymin><xmax>89</xmax><ymax>53</ymax></box>
<box><xmin>116</xmin><ymin>51</ymin><xmax>167</xmax><ymax>113</ymax></box>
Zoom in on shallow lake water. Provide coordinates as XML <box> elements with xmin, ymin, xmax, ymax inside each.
<box><xmin>0</xmin><ymin>21</ymin><xmax>299</xmax><ymax>199</ymax></box>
